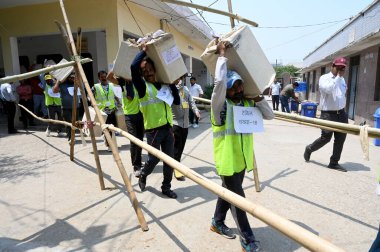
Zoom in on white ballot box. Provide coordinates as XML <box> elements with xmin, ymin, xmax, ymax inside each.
<box><xmin>82</xmin><ymin>106</ymin><xmax>108</xmax><ymax>137</ymax></box>
<box><xmin>201</xmin><ymin>26</ymin><xmax>275</xmax><ymax>98</ymax></box>
<box><xmin>50</xmin><ymin>58</ymin><xmax>74</xmax><ymax>82</ymax></box>
<box><xmin>113</xmin><ymin>41</ymin><xmax>140</xmax><ymax>80</ymax></box>
<box><xmin>146</xmin><ymin>33</ymin><xmax>187</xmax><ymax>84</ymax></box>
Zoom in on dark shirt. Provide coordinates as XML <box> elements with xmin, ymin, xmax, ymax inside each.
<box><xmin>131</xmin><ymin>50</ymin><xmax>180</xmax><ymax>105</ymax></box>
<box><xmin>116</xmin><ymin>78</ymin><xmax>135</xmax><ymax>99</ymax></box>
<box><xmin>280</xmin><ymin>84</ymin><xmax>295</xmax><ymax>98</ymax></box>
<box><xmin>60</xmin><ymin>81</ymin><xmax>79</xmax><ymax>109</ymax></box>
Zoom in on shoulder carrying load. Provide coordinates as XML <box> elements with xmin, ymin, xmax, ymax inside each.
<box><xmin>126</xmin><ymin>30</ymin><xmax>188</xmax><ymax>84</ymax></box>
<box><xmin>201</xmin><ymin>25</ymin><xmax>276</xmax><ymax>98</ymax></box>
<box><xmin>113</xmin><ymin>41</ymin><xmax>140</xmax><ymax>80</ymax></box>
<box><xmin>82</xmin><ymin>106</ymin><xmax>108</xmax><ymax>137</ymax></box>
<box><xmin>50</xmin><ymin>58</ymin><xmax>74</xmax><ymax>82</ymax></box>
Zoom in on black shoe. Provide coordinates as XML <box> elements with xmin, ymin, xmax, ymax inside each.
<box><xmin>138</xmin><ymin>175</ymin><xmax>146</xmax><ymax>191</ymax></box>
<box><xmin>133</xmin><ymin>167</ymin><xmax>141</xmax><ymax>178</ymax></box>
<box><xmin>304</xmin><ymin>146</ymin><xmax>311</xmax><ymax>162</ymax></box>
<box><xmin>8</xmin><ymin>129</ymin><xmax>20</xmax><ymax>134</ymax></box>
<box><xmin>175</xmin><ymin>176</ymin><xmax>185</xmax><ymax>181</ymax></box>
<box><xmin>162</xmin><ymin>189</ymin><xmax>177</xmax><ymax>199</ymax></box>
<box><xmin>327</xmin><ymin>163</ymin><xmax>347</xmax><ymax>172</ymax></box>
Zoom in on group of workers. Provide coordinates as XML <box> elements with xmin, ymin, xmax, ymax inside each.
<box><xmin>2</xmin><ymin>33</ymin><xmax>379</xmax><ymax>251</ymax></box>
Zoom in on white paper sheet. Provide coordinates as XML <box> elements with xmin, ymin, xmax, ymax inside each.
<box><xmin>233</xmin><ymin>106</ymin><xmax>264</xmax><ymax>133</ymax></box>
<box><xmin>156</xmin><ymin>85</ymin><xmax>174</xmax><ymax>106</ymax></box>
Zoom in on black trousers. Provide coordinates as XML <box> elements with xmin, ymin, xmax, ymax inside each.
<box><xmin>19</xmin><ymin>99</ymin><xmax>34</xmax><ymax>128</ymax></box>
<box><xmin>62</xmin><ymin>108</ymin><xmax>78</xmax><ymax>140</ymax></box>
<box><xmin>173</xmin><ymin>125</ymin><xmax>188</xmax><ymax>162</ymax></box>
<box><xmin>47</xmin><ymin>105</ymin><xmax>63</xmax><ymax>132</ymax></box>
<box><xmin>141</xmin><ymin>125</ymin><xmax>174</xmax><ymax>191</ymax></box>
<box><xmin>125</xmin><ymin>112</ymin><xmax>144</xmax><ymax>169</ymax></box>
<box><xmin>4</xmin><ymin>101</ymin><xmax>16</xmax><ymax>133</ymax></box>
<box><xmin>307</xmin><ymin>110</ymin><xmax>348</xmax><ymax>164</ymax></box>
<box><xmin>189</xmin><ymin>109</ymin><xmax>198</xmax><ymax>125</ymax></box>
<box><xmin>213</xmin><ymin>169</ymin><xmax>255</xmax><ymax>243</ymax></box>
<box><xmin>271</xmin><ymin>95</ymin><xmax>280</xmax><ymax>111</ymax></box>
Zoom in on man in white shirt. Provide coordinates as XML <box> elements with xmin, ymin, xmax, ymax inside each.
<box><xmin>1</xmin><ymin>82</ymin><xmax>19</xmax><ymax>134</ymax></box>
<box><xmin>189</xmin><ymin>77</ymin><xmax>203</xmax><ymax>128</ymax></box>
<box><xmin>304</xmin><ymin>57</ymin><xmax>348</xmax><ymax>172</ymax></box>
<box><xmin>269</xmin><ymin>80</ymin><xmax>281</xmax><ymax>110</ymax></box>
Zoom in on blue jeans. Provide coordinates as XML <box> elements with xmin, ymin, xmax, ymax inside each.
<box><xmin>33</xmin><ymin>94</ymin><xmax>48</xmax><ymax>117</ymax></box>
<box><xmin>280</xmin><ymin>95</ymin><xmax>290</xmax><ymax>113</ymax></box>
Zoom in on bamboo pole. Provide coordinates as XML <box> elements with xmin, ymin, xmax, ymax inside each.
<box><xmin>160</xmin><ymin>0</ymin><xmax>258</xmax><ymax>27</ymax></box>
<box><xmin>18</xmin><ymin>104</ymin><xmax>79</xmax><ymax>129</ymax></box>
<box><xmin>193</xmin><ymin>97</ymin><xmax>380</xmax><ymax>138</ymax></box>
<box><xmin>58</xmin><ymin>0</ymin><xmax>148</xmax><ymax>231</ymax></box>
<box><xmin>108</xmin><ymin>124</ymin><xmax>344</xmax><ymax>252</ymax></box>
<box><xmin>69</xmin><ymin>73</ymin><xmax>79</xmax><ymax>161</ymax></box>
<box><xmin>253</xmin><ymin>155</ymin><xmax>260</xmax><ymax>192</ymax></box>
<box><xmin>0</xmin><ymin>58</ymin><xmax>92</xmax><ymax>84</ymax></box>
<box><xmin>274</xmin><ymin>111</ymin><xmax>380</xmax><ymax>138</ymax></box>
<box><xmin>227</xmin><ymin>0</ymin><xmax>235</xmax><ymax>28</ymax></box>
<box><xmin>276</xmin><ymin>116</ymin><xmax>358</xmax><ymax>135</ymax></box>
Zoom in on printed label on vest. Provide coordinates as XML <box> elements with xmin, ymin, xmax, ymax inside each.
<box><xmin>48</xmin><ymin>89</ymin><xmax>61</xmax><ymax>98</ymax></box>
<box><xmin>233</xmin><ymin>106</ymin><xmax>264</xmax><ymax>133</ymax></box>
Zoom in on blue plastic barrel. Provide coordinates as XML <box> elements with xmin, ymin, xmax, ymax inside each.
<box><xmin>374</xmin><ymin>107</ymin><xmax>380</xmax><ymax>146</ymax></box>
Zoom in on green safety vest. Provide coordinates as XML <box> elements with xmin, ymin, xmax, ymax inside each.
<box><xmin>211</xmin><ymin>99</ymin><xmax>254</xmax><ymax>176</ymax></box>
<box><xmin>94</xmin><ymin>83</ymin><xmax>116</xmax><ymax>110</ymax></box>
<box><xmin>44</xmin><ymin>86</ymin><xmax>62</xmax><ymax>106</ymax></box>
<box><xmin>122</xmin><ymin>86</ymin><xmax>140</xmax><ymax>115</ymax></box>
<box><xmin>139</xmin><ymin>82</ymin><xmax>173</xmax><ymax>130</ymax></box>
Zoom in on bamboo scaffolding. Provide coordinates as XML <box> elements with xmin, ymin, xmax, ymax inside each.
<box><xmin>58</xmin><ymin>0</ymin><xmax>148</xmax><ymax>231</ymax></box>
<box><xmin>106</xmin><ymin>124</ymin><xmax>344</xmax><ymax>252</ymax></box>
<box><xmin>0</xmin><ymin>58</ymin><xmax>92</xmax><ymax>85</ymax></box>
<box><xmin>17</xmin><ymin>101</ymin><xmax>344</xmax><ymax>251</ymax></box>
<box><xmin>54</xmin><ymin>21</ymin><xmax>105</xmax><ymax>190</ymax></box>
<box><xmin>160</xmin><ymin>0</ymin><xmax>258</xmax><ymax>27</ymax></box>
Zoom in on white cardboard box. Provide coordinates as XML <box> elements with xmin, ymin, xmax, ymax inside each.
<box><xmin>201</xmin><ymin>26</ymin><xmax>275</xmax><ymax>97</ymax></box>
<box><xmin>113</xmin><ymin>41</ymin><xmax>140</xmax><ymax>80</ymax></box>
<box><xmin>50</xmin><ymin>58</ymin><xmax>74</xmax><ymax>82</ymax></box>
<box><xmin>146</xmin><ymin>33</ymin><xmax>187</xmax><ymax>84</ymax></box>
<box><xmin>82</xmin><ymin>106</ymin><xmax>108</xmax><ymax>137</ymax></box>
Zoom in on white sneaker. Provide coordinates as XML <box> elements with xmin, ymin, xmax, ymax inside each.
<box><xmin>45</xmin><ymin>128</ymin><xmax>51</xmax><ymax>137</ymax></box>
<box><xmin>57</xmin><ymin>131</ymin><xmax>66</xmax><ymax>137</ymax></box>
<box><xmin>107</xmin><ymin>147</ymin><xmax>112</xmax><ymax>152</ymax></box>
<box><xmin>193</xmin><ymin>124</ymin><xmax>199</xmax><ymax>128</ymax></box>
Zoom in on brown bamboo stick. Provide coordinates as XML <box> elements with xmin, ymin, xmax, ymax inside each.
<box><xmin>159</xmin><ymin>0</ymin><xmax>258</xmax><ymax>27</ymax></box>
<box><xmin>253</xmin><ymin>155</ymin><xmax>261</xmax><ymax>192</ymax></box>
<box><xmin>193</xmin><ymin>97</ymin><xmax>380</xmax><ymax>138</ymax></box>
<box><xmin>0</xmin><ymin>58</ymin><xmax>92</xmax><ymax>85</ymax></box>
<box><xmin>108</xmin><ymin>124</ymin><xmax>344</xmax><ymax>252</ymax></box>
<box><xmin>274</xmin><ymin>111</ymin><xmax>380</xmax><ymax>138</ymax></box>
<box><xmin>18</xmin><ymin>104</ymin><xmax>79</xmax><ymax>129</ymax></box>
<box><xmin>69</xmin><ymin>74</ymin><xmax>79</xmax><ymax>161</ymax></box>
<box><xmin>276</xmin><ymin>116</ymin><xmax>358</xmax><ymax>135</ymax></box>
<box><xmin>58</xmin><ymin>0</ymin><xmax>148</xmax><ymax>231</ymax></box>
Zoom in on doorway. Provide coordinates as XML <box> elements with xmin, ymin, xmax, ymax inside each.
<box><xmin>348</xmin><ymin>56</ymin><xmax>360</xmax><ymax>120</ymax></box>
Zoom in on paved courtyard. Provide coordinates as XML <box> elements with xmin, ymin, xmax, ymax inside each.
<box><xmin>0</xmin><ymin>110</ymin><xmax>379</xmax><ymax>251</ymax></box>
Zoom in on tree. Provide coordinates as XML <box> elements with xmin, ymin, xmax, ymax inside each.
<box><xmin>274</xmin><ymin>65</ymin><xmax>301</xmax><ymax>78</ymax></box>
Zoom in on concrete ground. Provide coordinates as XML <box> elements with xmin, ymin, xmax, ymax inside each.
<box><xmin>0</xmin><ymin>109</ymin><xmax>379</xmax><ymax>252</ymax></box>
